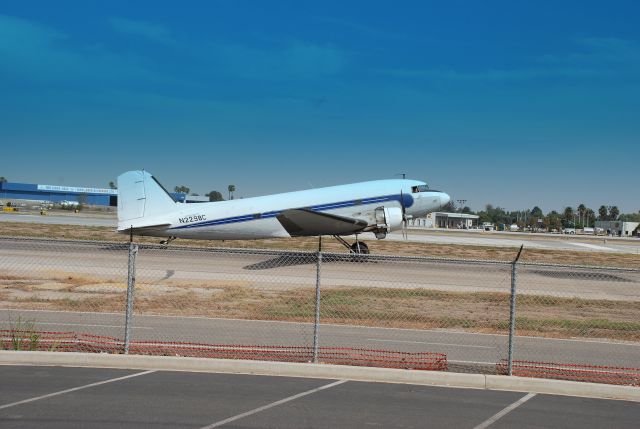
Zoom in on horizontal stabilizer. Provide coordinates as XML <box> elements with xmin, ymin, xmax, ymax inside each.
<box><xmin>119</xmin><ymin>223</ymin><xmax>172</xmax><ymax>234</ymax></box>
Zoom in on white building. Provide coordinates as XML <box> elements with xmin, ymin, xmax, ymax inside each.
<box><xmin>594</xmin><ymin>220</ymin><xmax>640</xmax><ymax>237</ymax></box>
<box><xmin>409</xmin><ymin>212</ymin><xmax>480</xmax><ymax>229</ymax></box>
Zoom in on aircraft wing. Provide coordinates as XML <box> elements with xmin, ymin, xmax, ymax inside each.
<box><xmin>276</xmin><ymin>209</ymin><xmax>368</xmax><ymax>236</ymax></box>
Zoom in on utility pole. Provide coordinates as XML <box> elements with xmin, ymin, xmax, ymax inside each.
<box><xmin>457</xmin><ymin>199</ymin><xmax>467</xmax><ymax>228</ymax></box>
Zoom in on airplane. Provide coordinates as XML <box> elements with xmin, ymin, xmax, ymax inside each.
<box><xmin>117</xmin><ymin>170</ymin><xmax>450</xmax><ymax>253</ymax></box>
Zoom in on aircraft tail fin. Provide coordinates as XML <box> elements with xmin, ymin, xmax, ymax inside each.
<box><xmin>117</xmin><ymin>170</ymin><xmax>177</xmax><ymax>230</ymax></box>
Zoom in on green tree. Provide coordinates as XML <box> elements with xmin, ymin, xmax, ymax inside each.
<box><xmin>206</xmin><ymin>191</ymin><xmax>224</xmax><ymax>202</ymax></box>
<box><xmin>108</xmin><ymin>181</ymin><xmax>117</xmax><ymax>189</ymax></box>
<box><xmin>598</xmin><ymin>205</ymin><xmax>608</xmax><ymax>220</ymax></box>
<box><xmin>619</xmin><ymin>212</ymin><xmax>640</xmax><ymax>222</ymax></box>
<box><xmin>441</xmin><ymin>201</ymin><xmax>456</xmax><ymax>213</ymax></box>
<box><xmin>174</xmin><ymin>185</ymin><xmax>190</xmax><ymax>194</ymax></box>
<box><xmin>577</xmin><ymin>203</ymin><xmax>586</xmax><ymax>227</ymax></box>
<box><xmin>530</xmin><ymin>206</ymin><xmax>543</xmax><ymax>219</ymax></box>
<box><xmin>227</xmin><ymin>184</ymin><xmax>236</xmax><ymax>200</ymax></box>
<box><xmin>0</xmin><ymin>176</ymin><xmax>7</xmax><ymax>184</ymax></box>
<box><xmin>609</xmin><ymin>206</ymin><xmax>620</xmax><ymax>220</ymax></box>
<box><xmin>584</xmin><ymin>208</ymin><xmax>595</xmax><ymax>227</ymax></box>
<box><xmin>545</xmin><ymin>210</ymin><xmax>562</xmax><ymax>232</ymax></box>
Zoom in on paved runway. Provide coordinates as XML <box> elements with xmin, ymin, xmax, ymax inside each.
<box><xmin>0</xmin><ymin>365</ymin><xmax>638</xmax><ymax>428</ymax></box>
<box><xmin>0</xmin><ymin>212</ymin><xmax>116</xmax><ymax>227</ymax></box>
<box><xmin>2</xmin><ymin>309</ymin><xmax>639</xmax><ymax>371</ymax></box>
<box><xmin>3</xmin><ymin>213</ymin><xmax>639</xmax><ymax>253</ymax></box>
<box><xmin>2</xmin><ymin>238</ymin><xmax>639</xmax><ymax>301</ymax></box>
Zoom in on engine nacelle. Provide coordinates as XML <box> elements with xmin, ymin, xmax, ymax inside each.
<box><xmin>383</xmin><ymin>207</ymin><xmax>404</xmax><ymax>232</ymax></box>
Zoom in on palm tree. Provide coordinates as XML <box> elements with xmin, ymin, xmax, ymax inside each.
<box><xmin>609</xmin><ymin>206</ymin><xmax>620</xmax><ymax>220</ymax></box>
<box><xmin>0</xmin><ymin>176</ymin><xmax>7</xmax><ymax>184</ymax></box>
<box><xmin>228</xmin><ymin>185</ymin><xmax>236</xmax><ymax>200</ymax></box>
<box><xmin>563</xmin><ymin>206</ymin><xmax>574</xmax><ymax>226</ymax></box>
<box><xmin>577</xmin><ymin>203</ymin><xmax>586</xmax><ymax>227</ymax></box>
<box><xmin>585</xmin><ymin>208</ymin><xmax>595</xmax><ymax>227</ymax></box>
<box><xmin>108</xmin><ymin>181</ymin><xmax>117</xmax><ymax>189</ymax></box>
<box><xmin>598</xmin><ymin>205</ymin><xmax>608</xmax><ymax>221</ymax></box>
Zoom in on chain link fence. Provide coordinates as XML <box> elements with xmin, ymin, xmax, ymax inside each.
<box><xmin>1</xmin><ymin>236</ymin><xmax>639</xmax><ymax>384</ymax></box>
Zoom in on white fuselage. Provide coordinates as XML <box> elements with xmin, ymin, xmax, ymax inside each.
<box><xmin>119</xmin><ymin>179</ymin><xmax>449</xmax><ymax>240</ymax></box>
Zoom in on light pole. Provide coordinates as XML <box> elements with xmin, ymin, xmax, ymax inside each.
<box><xmin>457</xmin><ymin>199</ymin><xmax>467</xmax><ymax>228</ymax></box>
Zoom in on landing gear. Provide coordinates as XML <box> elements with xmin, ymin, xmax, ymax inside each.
<box><xmin>160</xmin><ymin>236</ymin><xmax>176</xmax><ymax>246</ymax></box>
<box><xmin>350</xmin><ymin>241</ymin><xmax>369</xmax><ymax>254</ymax></box>
<box><xmin>333</xmin><ymin>235</ymin><xmax>370</xmax><ymax>254</ymax></box>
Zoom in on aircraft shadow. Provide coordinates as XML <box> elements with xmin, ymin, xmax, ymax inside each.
<box><xmin>243</xmin><ymin>253</ymin><xmax>374</xmax><ymax>270</ymax></box>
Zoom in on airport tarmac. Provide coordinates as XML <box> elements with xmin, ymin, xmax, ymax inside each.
<box><xmin>2</xmin><ymin>212</ymin><xmax>639</xmax><ymax>253</ymax></box>
<box><xmin>0</xmin><ymin>365</ymin><xmax>638</xmax><ymax>428</ymax></box>
<box><xmin>2</xmin><ymin>238</ymin><xmax>638</xmax><ymax>301</ymax></box>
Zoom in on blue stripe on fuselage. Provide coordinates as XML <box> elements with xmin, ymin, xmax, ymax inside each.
<box><xmin>170</xmin><ymin>193</ymin><xmax>414</xmax><ymax>230</ymax></box>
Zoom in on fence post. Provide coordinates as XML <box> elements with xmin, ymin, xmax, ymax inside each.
<box><xmin>124</xmin><ymin>241</ymin><xmax>138</xmax><ymax>354</ymax></box>
<box><xmin>312</xmin><ymin>237</ymin><xmax>322</xmax><ymax>363</ymax></box>
<box><xmin>507</xmin><ymin>245</ymin><xmax>524</xmax><ymax>376</ymax></box>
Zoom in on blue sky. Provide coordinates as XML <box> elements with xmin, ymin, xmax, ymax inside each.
<box><xmin>1</xmin><ymin>1</ymin><xmax>638</xmax><ymax>212</ymax></box>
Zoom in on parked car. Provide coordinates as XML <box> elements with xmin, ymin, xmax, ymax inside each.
<box><xmin>563</xmin><ymin>228</ymin><xmax>576</xmax><ymax>234</ymax></box>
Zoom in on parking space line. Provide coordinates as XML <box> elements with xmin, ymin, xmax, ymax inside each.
<box><xmin>200</xmin><ymin>379</ymin><xmax>348</xmax><ymax>429</ymax></box>
<box><xmin>0</xmin><ymin>370</ymin><xmax>156</xmax><ymax>411</ymax></box>
<box><xmin>472</xmin><ymin>392</ymin><xmax>537</xmax><ymax>429</ymax></box>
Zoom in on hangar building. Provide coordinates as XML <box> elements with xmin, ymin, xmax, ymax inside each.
<box><xmin>0</xmin><ymin>182</ymin><xmax>118</xmax><ymax>206</ymax></box>
<box><xmin>0</xmin><ymin>181</ymin><xmax>199</xmax><ymax>206</ymax></box>
<box><xmin>594</xmin><ymin>220</ymin><xmax>640</xmax><ymax>237</ymax></box>
<box><xmin>409</xmin><ymin>212</ymin><xmax>480</xmax><ymax>229</ymax></box>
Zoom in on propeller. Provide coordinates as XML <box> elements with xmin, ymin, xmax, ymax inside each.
<box><xmin>400</xmin><ymin>190</ymin><xmax>408</xmax><ymax>240</ymax></box>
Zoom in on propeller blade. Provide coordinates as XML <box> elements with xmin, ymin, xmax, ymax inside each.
<box><xmin>400</xmin><ymin>190</ymin><xmax>408</xmax><ymax>240</ymax></box>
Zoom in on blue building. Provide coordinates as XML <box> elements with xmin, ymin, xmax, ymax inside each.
<box><xmin>0</xmin><ymin>182</ymin><xmax>117</xmax><ymax>206</ymax></box>
<box><xmin>0</xmin><ymin>181</ymin><xmax>194</xmax><ymax>206</ymax></box>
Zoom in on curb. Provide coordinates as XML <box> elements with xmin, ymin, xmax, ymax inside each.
<box><xmin>1</xmin><ymin>351</ymin><xmax>638</xmax><ymax>402</ymax></box>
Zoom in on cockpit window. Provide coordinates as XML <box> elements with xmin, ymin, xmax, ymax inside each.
<box><xmin>411</xmin><ymin>185</ymin><xmax>430</xmax><ymax>193</ymax></box>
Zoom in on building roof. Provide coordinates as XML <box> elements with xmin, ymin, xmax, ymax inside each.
<box><xmin>432</xmin><ymin>212</ymin><xmax>479</xmax><ymax>219</ymax></box>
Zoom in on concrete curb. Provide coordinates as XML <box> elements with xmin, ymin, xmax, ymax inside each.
<box><xmin>1</xmin><ymin>351</ymin><xmax>638</xmax><ymax>402</ymax></box>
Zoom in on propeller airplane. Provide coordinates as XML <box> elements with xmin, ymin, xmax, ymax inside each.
<box><xmin>117</xmin><ymin>170</ymin><xmax>450</xmax><ymax>254</ymax></box>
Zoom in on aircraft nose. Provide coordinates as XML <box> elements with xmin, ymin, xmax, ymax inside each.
<box><xmin>440</xmin><ymin>193</ymin><xmax>451</xmax><ymax>207</ymax></box>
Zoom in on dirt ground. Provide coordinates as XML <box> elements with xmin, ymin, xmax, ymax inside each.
<box><xmin>1</xmin><ymin>221</ymin><xmax>639</xmax><ymax>267</ymax></box>
<box><xmin>1</xmin><ymin>272</ymin><xmax>638</xmax><ymax>341</ymax></box>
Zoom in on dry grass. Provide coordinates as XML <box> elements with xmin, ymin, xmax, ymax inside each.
<box><xmin>1</xmin><ymin>221</ymin><xmax>639</xmax><ymax>267</ymax></box>
<box><xmin>2</xmin><ymin>275</ymin><xmax>639</xmax><ymax>340</ymax></box>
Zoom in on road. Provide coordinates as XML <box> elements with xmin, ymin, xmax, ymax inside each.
<box><xmin>3</xmin><ymin>212</ymin><xmax>640</xmax><ymax>253</ymax></box>
<box><xmin>2</xmin><ymin>366</ymin><xmax>638</xmax><ymax>428</ymax></box>
<box><xmin>2</xmin><ymin>309</ymin><xmax>639</xmax><ymax>371</ymax></box>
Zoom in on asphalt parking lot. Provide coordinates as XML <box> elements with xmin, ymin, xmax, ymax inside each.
<box><xmin>0</xmin><ymin>365</ymin><xmax>638</xmax><ymax>428</ymax></box>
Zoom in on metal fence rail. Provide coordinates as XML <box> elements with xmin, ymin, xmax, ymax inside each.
<box><xmin>1</xmin><ymin>236</ymin><xmax>639</xmax><ymax>384</ymax></box>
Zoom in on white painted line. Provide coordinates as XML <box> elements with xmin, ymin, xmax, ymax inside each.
<box><xmin>200</xmin><ymin>379</ymin><xmax>348</xmax><ymax>429</ymax></box>
<box><xmin>366</xmin><ymin>338</ymin><xmax>495</xmax><ymax>349</ymax></box>
<box><xmin>472</xmin><ymin>392</ymin><xmax>537</xmax><ymax>429</ymax></box>
<box><xmin>568</xmin><ymin>242</ymin><xmax>615</xmax><ymax>252</ymax></box>
<box><xmin>0</xmin><ymin>370</ymin><xmax>156</xmax><ymax>410</ymax></box>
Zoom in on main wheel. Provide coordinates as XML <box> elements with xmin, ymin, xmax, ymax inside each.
<box><xmin>351</xmin><ymin>241</ymin><xmax>369</xmax><ymax>254</ymax></box>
